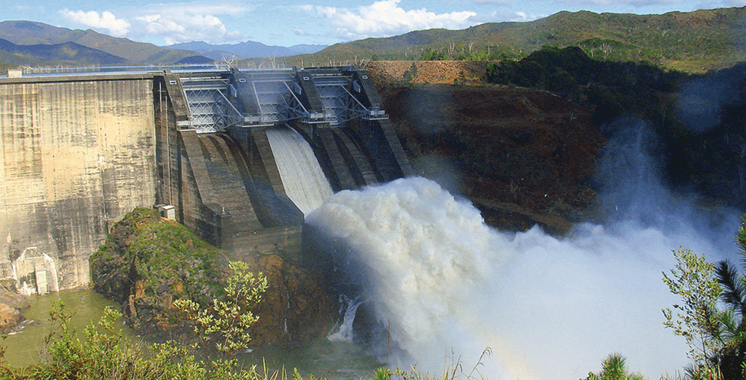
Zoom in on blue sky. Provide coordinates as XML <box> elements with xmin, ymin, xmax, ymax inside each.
<box><xmin>5</xmin><ymin>0</ymin><xmax>746</xmax><ymax>47</ymax></box>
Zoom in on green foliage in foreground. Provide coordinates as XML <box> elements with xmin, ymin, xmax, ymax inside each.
<box><xmin>662</xmin><ymin>248</ymin><xmax>723</xmax><ymax>365</ymax></box>
<box><xmin>175</xmin><ymin>261</ymin><xmax>267</xmax><ymax>355</ymax></box>
<box><xmin>0</xmin><ymin>301</ymin><xmax>493</xmax><ymax>380</ymax></box>
<box><xmin>585</xmin><ymin>353</ymin><xmax>645</xmax><ymax>380</ymax></box>
<box><xmin>0</xmin><ymin>262</ymin><xmax>277</xmax><ymax>380</ymax></box>
<box><xmin>662</xmin><ymin>216</ymin><xmax>746</xmax><ymax>379</ymax></box>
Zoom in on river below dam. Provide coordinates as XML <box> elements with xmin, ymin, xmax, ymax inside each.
<box><xmin>2</xmin><ymin>289</ymin><xmax>124</xmax><ymax>367</ymax></box>
<box><xmin>2</xmin><ymin>289</ymin><xmax>381</xmax><ymax>379</ymax></box>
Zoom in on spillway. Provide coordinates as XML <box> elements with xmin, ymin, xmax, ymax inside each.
<box><xmin>266</xmin><ymin>125</ymin><xmax>334</xmax><ymax>216</ymax></box>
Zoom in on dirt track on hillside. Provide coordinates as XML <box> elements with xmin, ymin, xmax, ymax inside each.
<box><xmin>365</xmin><ymin>60</ymin><xmax>492</xmax><ymax>86</ymax></box>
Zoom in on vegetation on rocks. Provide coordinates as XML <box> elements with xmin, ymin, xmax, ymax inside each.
<box><xmin>89</xmin><ymin>207</ymin><xmax>335</xmax><ymax>352</ymax></box>
<box><xmin>90</xmin><ymin>207</ymin><xmax>226</xmax><ymax>333</ymax></box>
<box><xmin>174</xmin><ymin>261</ymin><xmax>267</xmax><ymax>355</ymax></box>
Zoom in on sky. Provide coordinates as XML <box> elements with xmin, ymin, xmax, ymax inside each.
<box><xmin>4</xmin><ymin>0</ymin><xmax>746</xmax><ymax>47</ymax></box>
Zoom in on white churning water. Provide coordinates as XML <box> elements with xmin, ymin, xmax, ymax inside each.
<box><xmin>305</xmin><ymin>176</ymin><xmax>737</xmax><ymax>380</ymax></box>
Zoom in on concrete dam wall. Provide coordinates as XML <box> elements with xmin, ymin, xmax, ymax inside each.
<box><xmin>0</xmin><ymin>67</ymin><xmax>411</xmax><ymax>291</ymax></box>
<box><xmin>0</xmin><ymin>75</ymin><xmax>157</xmax><ymax>291</ymax></box>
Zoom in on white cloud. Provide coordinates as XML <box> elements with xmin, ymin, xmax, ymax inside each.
<box><xmin>560</xmin><ymin>0</ymin><xmax>686</xmax><ymax>5</ymax></box>
<box><xmin>60</xmin><ymin>3</ymin><xmax>250</xmax><ymax>45</ymax></box>
<box><xmin>60</xmin><ymin>9</ymin><xmax>131</xmax><ymax>37</ymax></box>
<box><xmin>134</xmin><ymin>12</ymin><xmax>241</xmax><ymax>45</ymax></box>
<box><xmin>294</xmin><ymin>28</ymin><xmax>309</xmax><ymax>36</ymax></box>
<box><xmin>311</xmin><ymin>0</ymin><xmax>478</xmax><ymax>40</ymax></box>
<box><xmin>127</xmin><ymin>2</ymin><xmax>251</xmax><ymax>45</ymax></box>
<box><xmin>147</xmin><ymin>3</ymin><xmax>252</xmax><ymax>17</ymax></box>
<box><xmin>16</xmin><ymin>5</ymin><xmax>45</xmax><ymax>13</ymax></box>
<box><xmin>472</xmin><ymin>0</ymin><xmax>513</xmax><ymax>5</ymax></box>
<box><xmin>466</xmin><ymin>9</ymin><xmax>542</xmax><ymax>24</ymax></box>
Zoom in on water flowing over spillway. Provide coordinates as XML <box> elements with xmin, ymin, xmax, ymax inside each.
<box><xmin>306</xmin><ymin>175</ymin><xmax>737</xmax><ymax>380</ymax></box>
<box><xmin>266</xmin><ymin>125</ymin><xmax>334</xmax><ymax>216</ymax></box>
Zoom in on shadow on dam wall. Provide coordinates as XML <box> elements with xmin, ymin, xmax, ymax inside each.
<box><xmin>0</xmin><ymin>67</ymin><xmax>411</xmax><ymax>291</ymax></box>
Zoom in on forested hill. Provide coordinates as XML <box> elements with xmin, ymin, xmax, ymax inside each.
<box><xmin>0</xmin><ymin>21</ymin><xmax>204</xmax><ymax>65</ymax></box>
<box><xmin>293</xmin><ymin>6</ymin><xmax>746</xmax><ymax>73</ymax></box>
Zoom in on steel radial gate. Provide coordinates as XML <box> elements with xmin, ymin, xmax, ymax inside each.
<box><xmin>178</xmin><ymin>67</ymin><xmax>388</xmax><ymax>134</ymax></box>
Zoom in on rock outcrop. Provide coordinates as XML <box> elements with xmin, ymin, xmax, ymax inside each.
<box><xmin>0</xmin><ymin>283</ymin><xmax>28</xmax><ymax>333</ymax></box>
<box><xmin>90</xmin><ymin>207</ymin><xmax>334</xmax><ymax>348</ymax></box>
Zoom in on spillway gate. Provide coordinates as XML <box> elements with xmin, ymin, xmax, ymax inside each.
<box><xmin>176</xmin><ymin>67</ymin><xmax>389</xmax><ymax>134</ymax></box>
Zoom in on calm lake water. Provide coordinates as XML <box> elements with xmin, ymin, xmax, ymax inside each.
<box><xmin>1</xmin><ymin>290</ymin><xmax>382</xmax><ymax>379</ymax></box>
<box><xmin>2</xmin><ymin>289</ymin><xmax>125</xmax><ymax>367</ymax></box>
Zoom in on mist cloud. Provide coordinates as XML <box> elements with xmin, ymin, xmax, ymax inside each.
<box><xmin>305</xmin><ymin>118</ymin><xmax>743</xmax><ymax>379</ymax></box>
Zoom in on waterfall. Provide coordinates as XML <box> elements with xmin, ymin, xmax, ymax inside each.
<box><xmin>266</xmin><ymin>125</ymin><xmax>334</xmax><ymax>216</ymax></box>
<box><xmin>328</xmin><ymin>295</ymin><xmax>363</xmax><ymax>342</ymax></box>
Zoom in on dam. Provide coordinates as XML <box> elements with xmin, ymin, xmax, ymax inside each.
<box><xmin>0</xmin><ymin>66</ymin><xmax>412</xmax><ymax>291</ymax></box>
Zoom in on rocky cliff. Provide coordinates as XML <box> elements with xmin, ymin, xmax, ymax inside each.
<box><xmin>379</xmin><ymin>82</ymin><xmax>605</xmax><ymax>233</ymax></box>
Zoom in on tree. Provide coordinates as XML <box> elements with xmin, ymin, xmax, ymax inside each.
<box><xmin>0</xmin><ymin>302</ymin><xmax>296</xmax><ymax>379</ymax></box>
<box><xmin>661</xmin><ymin>216</ymin><xmax>746</xmax><ymax>379</ymax></box>
<box><xmin>662</xmin><ymin>247</ymin><xmax>723</xmax><ymax>369</ymax></box>
<box><xmin>585</xmin><ymin>353</ymin><xmax>645</xmax><ymax>380</ymax></box>
<box><xmin>175</xmin><ymin>261</ymin><xmax>267</xmax><ymax>355</ymax></box>
<box><xmin>711</xmin><ymin>216</ymin><xmax>746</xmax><ymax>378</ymax></box>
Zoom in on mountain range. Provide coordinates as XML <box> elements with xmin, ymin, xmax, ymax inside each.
<box><xmin>166</xmin><ymin>41</ymin><xmax>326</xmax><ymax>61</ymax></box>
<box><xmin>1</xmin><ymin>6</ymin><xmax>746</xmax><ymax>73</ymax></box>
<box><xmin>0</xmin><ymin>21</ymin><xmax>203</xmax><ymax>65</ymax></box>
<box><xmin>0</xmin><ymin>20</ymin><xmax>326</xmax><ymax>68</ymax></box>
<box><xmin>0</xmin><ymin>38</ymin><xmax>128</xmax><ymax>66</ymax></box>
<box><xmin>282</xmin><ymin>6</ymin><xmax>746</xmax><ymax>73</ymax></box>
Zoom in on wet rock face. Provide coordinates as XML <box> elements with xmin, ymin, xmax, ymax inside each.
<box><xmin>90</xmin><ymin>207</ymin><xmax>335</xmax><ymax>348</ymax></box>
<box><xmin>242</xmin><ymin>254</ymin><xmax>336</xmax><ymax>346</ymax></box>
<box><xmin>0</xmin><ymin>284</ymin><xmax>29</xmax><ymax>333</ymax></box>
